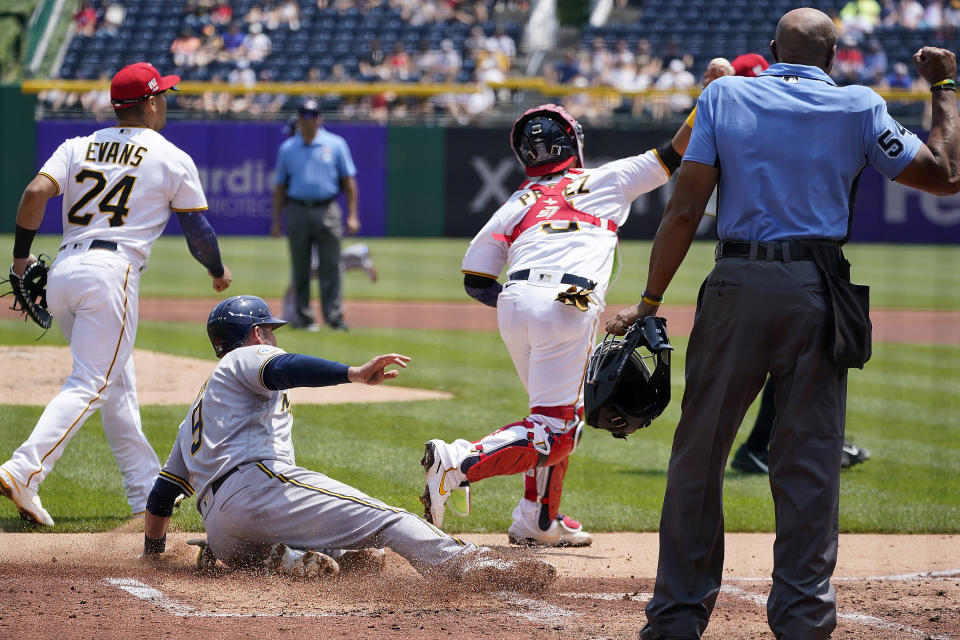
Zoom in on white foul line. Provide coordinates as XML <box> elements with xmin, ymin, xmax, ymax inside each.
<box><xmin>105</xmin><ymin>578</ymin><xmax>338</xmax><ymax>618</ymax></box>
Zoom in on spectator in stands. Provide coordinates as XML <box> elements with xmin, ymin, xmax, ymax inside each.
<box><xmin>171</xmin><ymin>28</ymin><xmax>203</xmax><ymax>69</ymax></box>
<box><xmin>359</xmin><ymin>39</ymin><xmax>388</xmax><ymax>81</ymax></box>
<box><xmin>436</xmin><ymin>39</ymin><xmax>463</xmax><ymax>81</ymax></box>
<box><xmin>945</xmin><ymin>0</ymin><xmax>960</xmax><ymax>36</ymax></box>
<box><xmin>249</xmin><ymin>68</ymin><xmax>286</xmax><ymax>114</ymax></box>
<box><xmin>99</xmin><ymin>1</ymin><xmax>125</xmax><ymax>36</ymax></box>
<box><xmin>211</xmin><ymin>1</ymin><xmax>233</xmax><ymax>26</ymax></box>
<box><xmin>590</xmin><ymin>35</ymin><xmax>613</xmax><ymax>83</ymax></box>
<box><xmin>612</xmin><ymin>38</ymin><xmax>634</xmax><ymax>66</ymax></box>
<box><xmin>651</xmin><ymin>58</ymin><xmax>696</xmax><ymax>120</ymax></box>
<box><xmin>635</xmin><ymin>38</ymin><xmax>663</xmax><ymax>80</ymax></box>
<box><xmin>885</xmin><ymin>60</ymin><xmax>915</xmax><ymax>89</ymax></box>
<box><xmin>387</xmin><ymin>41</ymin><xmax>414</xmax><ymax>81</ymax></box>
<box><xmin>465</xmin><ymin>25</ymin><xmax>487</xmax><ymax>59</ymax></box>
<box><xmin>195</xmin><ymin>23</ymin><xmax>225</xmax><ymax>67</ymax></box>
<box><xmin>278</xmin><ymin>0</ymin><xmax>301</xmax><ymax>30</ymax></box>
<box><xmin>198</xmin><ymin>72</ymin><xmax>233</xmax><ymax>114</ymax></box>
<box><xmin>414</xmin><ymin>39</ymin><xmax>438</xmax><ymax>81</ymax></box>
<box><xmin>80</xmin><ymin>71</ymin><xmax>114</xmax><ymax>120</ymax></box>
<box><xmin>548</xmin><ymin>49</ymin><xmax>582</xmax><ymax>84</ymax></box>
<box><xmin>839</xmin><ymin>0</ymin><xmax>881</xmax><ymax>38</ymax></box>
<box><xmin>243</xmin><ymin>22</ymin><xmax>272</xmax><ymax>63</ymax></box>
<box><xmin>862</xmin><ymin>38</ymin><xmax>888</xmax><ymax>82</ymax></box>
<box><xmin>74</xmin><ymin>1</ymin><xmax>98</xmax><ymax>37</ymax></box>
<box><xmin>925</xmin><ymin>0</ymin><xmax>945</xmax><ymax>28</ymax></box>
<box><xmin>476</xmin><ymin>40</ymin><xmax>508</xmax><ymax>76</ymax></box>
<box><xmin>900</xmin><ymin>0</ymin><xmax>926</xmax><ymax>28</ymax></box>
<box><xmin>833</xmin><ymin>37</ymin><xmax>866</xmax><ymax>85</ymax></box>
<box><xmin>487</xmin><ymin>25</ymin><xmax>516</xmax><ymax>63</ymax></box>
<box><xmin>222</xmin><ymin>23</ymin><xmax>246</xmax><ymax>58</ymax></box>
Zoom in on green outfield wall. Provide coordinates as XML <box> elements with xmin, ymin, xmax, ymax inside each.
<box><xmin>0</xmin><ymin>86</ymin><xmax>35</xmax><ymax>232</ymax></box>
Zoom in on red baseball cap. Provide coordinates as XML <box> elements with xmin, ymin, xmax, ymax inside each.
<box><xmin>731</xmin><ymin>53</ymin><xmax>770</xmax><ymax>77</ymax></box>
<box><xmin>110</xmin><ymin>62</ymin><xmax>180</xmax><ymax>109</ymax></box>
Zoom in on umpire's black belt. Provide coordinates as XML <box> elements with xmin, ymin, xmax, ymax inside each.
<box><xmin>715</xmin><ymin>240</ymin><xmax>839</xmax><ymax>262</ymax></box>
<box><xmin>210</xmin><ymin>465</ymin><xmax>242</xmax><ymax>495</ymax></box>
<box><xmin>509</xmin><ymin>269</ymin><xmax>596</xmax><ymax>290</ymax></box>
<box><xmin>287</xmin><ymin>196</ymin><xmax>336</xmax><ymax>208</ymax></box>
<box><xmin>59</xmin><ymin>239</ymin><xmax>118</xmax><ymax>252</ymax></box>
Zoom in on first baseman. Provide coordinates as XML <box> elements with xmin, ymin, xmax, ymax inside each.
<box><xmin>419</xmin><ymin>104</ymin><xmax>691</xmax><ymax>546</ymax></box>
<box><xmin>0</xmin><ymin>62</ymin><xmax>231</xmax><ymax>526</ymax></box>
<box><xmin>142</xmin><ymin>295</ymin><xmax>556</xmax><ymax>590</ymax></box>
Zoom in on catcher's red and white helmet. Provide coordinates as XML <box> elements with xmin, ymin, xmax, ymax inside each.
<box><xmin>509</xmin><ymin>103</ymin><xmax>585</xmax><ymax>177</ymax></box>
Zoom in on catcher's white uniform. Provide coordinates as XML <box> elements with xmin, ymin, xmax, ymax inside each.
<box><xmin>426</xmin><ymin>150</ymin><xmax>671</xmax><ymax>545</ymax></box>
<box><xmin>1</xmin><ymin>126</ymin><xmax>207</xmax><ymax>517</ymax></box>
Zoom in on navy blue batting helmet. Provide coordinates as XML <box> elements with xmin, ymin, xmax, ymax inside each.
<box><xmin>206</xmin><ymin>295</ymin><xmax>287</xmax><ymax>357</ymax></box>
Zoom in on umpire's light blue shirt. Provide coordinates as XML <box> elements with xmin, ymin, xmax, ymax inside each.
<box><xmin>686</xmin><ymin>62</ymin><xmax>922</xmax><ymax>241</ymax></box>
<box><xmin>274</xmin><ymin>128</ymin><xmax>357</xmax><ymax>201</ymax></box>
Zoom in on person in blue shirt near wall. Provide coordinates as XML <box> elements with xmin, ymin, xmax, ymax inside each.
<box><xmin>272</xmin><ymin>98</ymin><xmax>359</xmax><ymax>332</ymax></box>
<box><xmin>607</xmin><ymin>7</ymin><xmax>960</xmax><ymax>640</ymax></box>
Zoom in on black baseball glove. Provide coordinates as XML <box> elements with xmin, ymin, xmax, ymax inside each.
<box><xmin>4</xmin><ymin>256</ymin><xmax>52</xmax><ymax>330</ymax></box>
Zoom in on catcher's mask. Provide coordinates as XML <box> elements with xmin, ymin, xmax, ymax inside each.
<box><xmin>206</xmin><ymin>295</ymin><xmax>287</xmax><ymax>358</ymax></box>
<box><xmin>584</xmin><ymin>316</ymin><xmax>673</xmax><ymax>438</ymax></box>
<box><xmin>510</xmin><ymin>103</ymin><xmax>585</xmax><ymax>177</ymax></box>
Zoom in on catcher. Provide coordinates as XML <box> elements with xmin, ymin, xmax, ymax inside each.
<box><xmin>142</xmin><ymin>295</ymin><xmax>556</xmax><ymax>591</ymax></box>
<box><xmin>418</xmin><ymin>101</ymin><xmax>704</xmax><ymax>547</ymax></box>
<box><xmin>1</xmin><ymin>62</ymin><xmax>231</xmax><ymax>527</ymax></box>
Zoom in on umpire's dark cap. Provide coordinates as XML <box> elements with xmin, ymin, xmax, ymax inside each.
<box><xmin>299</xmin><ymin>99</ymin><xmax>321</xmax><ymax>115</ymax></box>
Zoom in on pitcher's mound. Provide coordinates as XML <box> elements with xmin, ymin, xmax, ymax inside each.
<box><xmin>0</xmin><ymin>346</ymin><xmax>452</xmax><ymax>406</ymax></box>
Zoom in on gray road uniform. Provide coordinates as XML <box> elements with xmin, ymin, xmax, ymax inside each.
<box><xmin>155</xmin><ymin>343</ymin><xmax>473</xmax><ymax>571</ymax></box>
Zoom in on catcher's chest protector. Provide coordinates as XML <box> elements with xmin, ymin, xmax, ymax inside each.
<box><xmin>496</xmin><ymin>172</ymin><xmax>618</xmax><ymax>246</ymax></box>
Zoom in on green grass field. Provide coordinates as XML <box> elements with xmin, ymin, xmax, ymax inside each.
<box><xmin>0</xmin><ymin>235</ymin><xmax>958</xmax><ymax>534</ymax></box>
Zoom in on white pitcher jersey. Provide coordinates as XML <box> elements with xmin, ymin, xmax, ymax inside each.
<box><xmin>38</xmin><ymin>125</ymin><xmax>207</xmax><ymax>265</ymax></box>
<box><xmin>462</xmin><ymin>150</ymin><xmax>669</xmax><ymax>300</ymax></box>
<box><xmin>160</xmin><ymin>345</ymin><xmax>294</xmax><ymax>501</ymax></box>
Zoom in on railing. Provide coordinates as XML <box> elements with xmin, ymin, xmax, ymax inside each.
<box><xmin>19</xmin><ymin>77</ymin><xmax>939</xmax><ymax>103</ymax></box>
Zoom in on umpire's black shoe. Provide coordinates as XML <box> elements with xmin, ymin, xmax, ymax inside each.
<box><xmin>730</xmin><ymin>443</ymin><xmax>769</xmax><ymax>474</ymax></box>
<box><xmin>639</xmin><ymin>622</ymin><xmax>698</xmax><ymax>640</ymax></box>
<box><xmin>841</xmin><ymin>440</ymin><xmax>871</xmax><ymax>469</ymax></box>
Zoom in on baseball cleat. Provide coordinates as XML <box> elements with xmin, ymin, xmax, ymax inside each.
<box><xmin>841</xmin><ymin>440</ymin><xmax>871</xmax><ymax>469</ymax></box>
<box><xmin>264</xmin><ymin>543</ymin><xmax>340</xmax><ymax>579</ymax></box>
<box><xmin>730</xmin><ymin>443</ymin><xmax>769</xmax><ymax>474</ymax></box>
<box><xmin>0</xmin><ymin>464</ymin><xmax>54</xmax><ymax>526</ymax></box>
<box><xmin>508</xmin><ymin>501</ymin><xmax>592</xmax><ymax>547</ymax></box>
<box><xmin>338</xmin><ymin>547</ymin><xmax>387</xmax><ymax>575</ymax></box>
<box><xmin>419</xmin><ymin>439</ymin><xmax>461</xmax><ymax>528</ymax></box>
<box><xmin>459</xmin><ymin>550</ymin><xmax>557</xmax><ymax>592</ymax></box>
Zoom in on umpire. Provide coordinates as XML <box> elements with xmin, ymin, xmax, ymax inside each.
<box><xmin>272</xmin><ymin>99</ymin><xmax>359</xmax><ymax>331</ymax></box>
<box><xmin>608</xmin><ymin>8</ymin><xmax>960</xmax><ymax>640</ymax></box>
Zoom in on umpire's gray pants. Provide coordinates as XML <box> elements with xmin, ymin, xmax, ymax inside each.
<box><xmin>199</xmin><ymin>460</ymin><xmax>475</xmax><ymax>575</ymax></box>
<box><xmin>645</xmin><ymin>257</ymin><xmax>845</xmax><ymax>640</ymax></box>
<box><xmin>285</xmin><ymin>200</ymin><xmax>344</xmax><ymax>327</ymax></box>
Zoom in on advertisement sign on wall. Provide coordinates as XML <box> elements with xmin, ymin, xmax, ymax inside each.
<box><xmin>35</xmin><ymin>121</ymin><xmax>387</xmax><ymax>237</ymax></box>
<box><xmin>33</xmin><ymin>121</ymin><xmax>960</xmax><ymax>243</ymax></box>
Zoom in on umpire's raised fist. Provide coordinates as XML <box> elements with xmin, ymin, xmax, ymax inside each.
<box><xmin>913</xmin><ymin>46</ymin><xmax>957</xmax><ymax>86</ymax></box>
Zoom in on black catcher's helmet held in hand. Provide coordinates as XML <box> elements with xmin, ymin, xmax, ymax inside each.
<box><xmin>584</xmin><ymin>316</ymin><xmax>673</xmax><ymax>438</ymax></box>
<box><xmin>510</xmin><ymin>103</ymin><xmax>585</xmax><ymax>177</ymax></box>
<box><xmin>207</xmin><ymin>295</ymin><xmax>287</xmax><ymax>358</ymax></box>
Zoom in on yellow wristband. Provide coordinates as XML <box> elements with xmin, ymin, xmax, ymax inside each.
<box><xmin>932</xmin><ymin>79</ymin><xmax>956</xmax><ymax>87</ymax></box>
<box><xmin>641</xmin><ymin>296</ymin><xmax>663</xmax><ymax>307</ymax></box>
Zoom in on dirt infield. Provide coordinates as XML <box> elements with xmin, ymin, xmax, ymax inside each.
<box><xmin>128</xmin><ymin>298</ymin><xmax>960</xmax><ymax>344</ymax></box>
<box><xmin>2</xmin><ymin>299</ymin><xmax>958</xmax><ymax>638</ymax></box>
<box><xmin>0</xmin><ymin>346</ymin><xmax>452</xmax><ymax>406</ymax></box>
<box><xmin>0</xmin><ymin>530</ymin><xmax>956</xmax><ymax>639</ymax></box>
